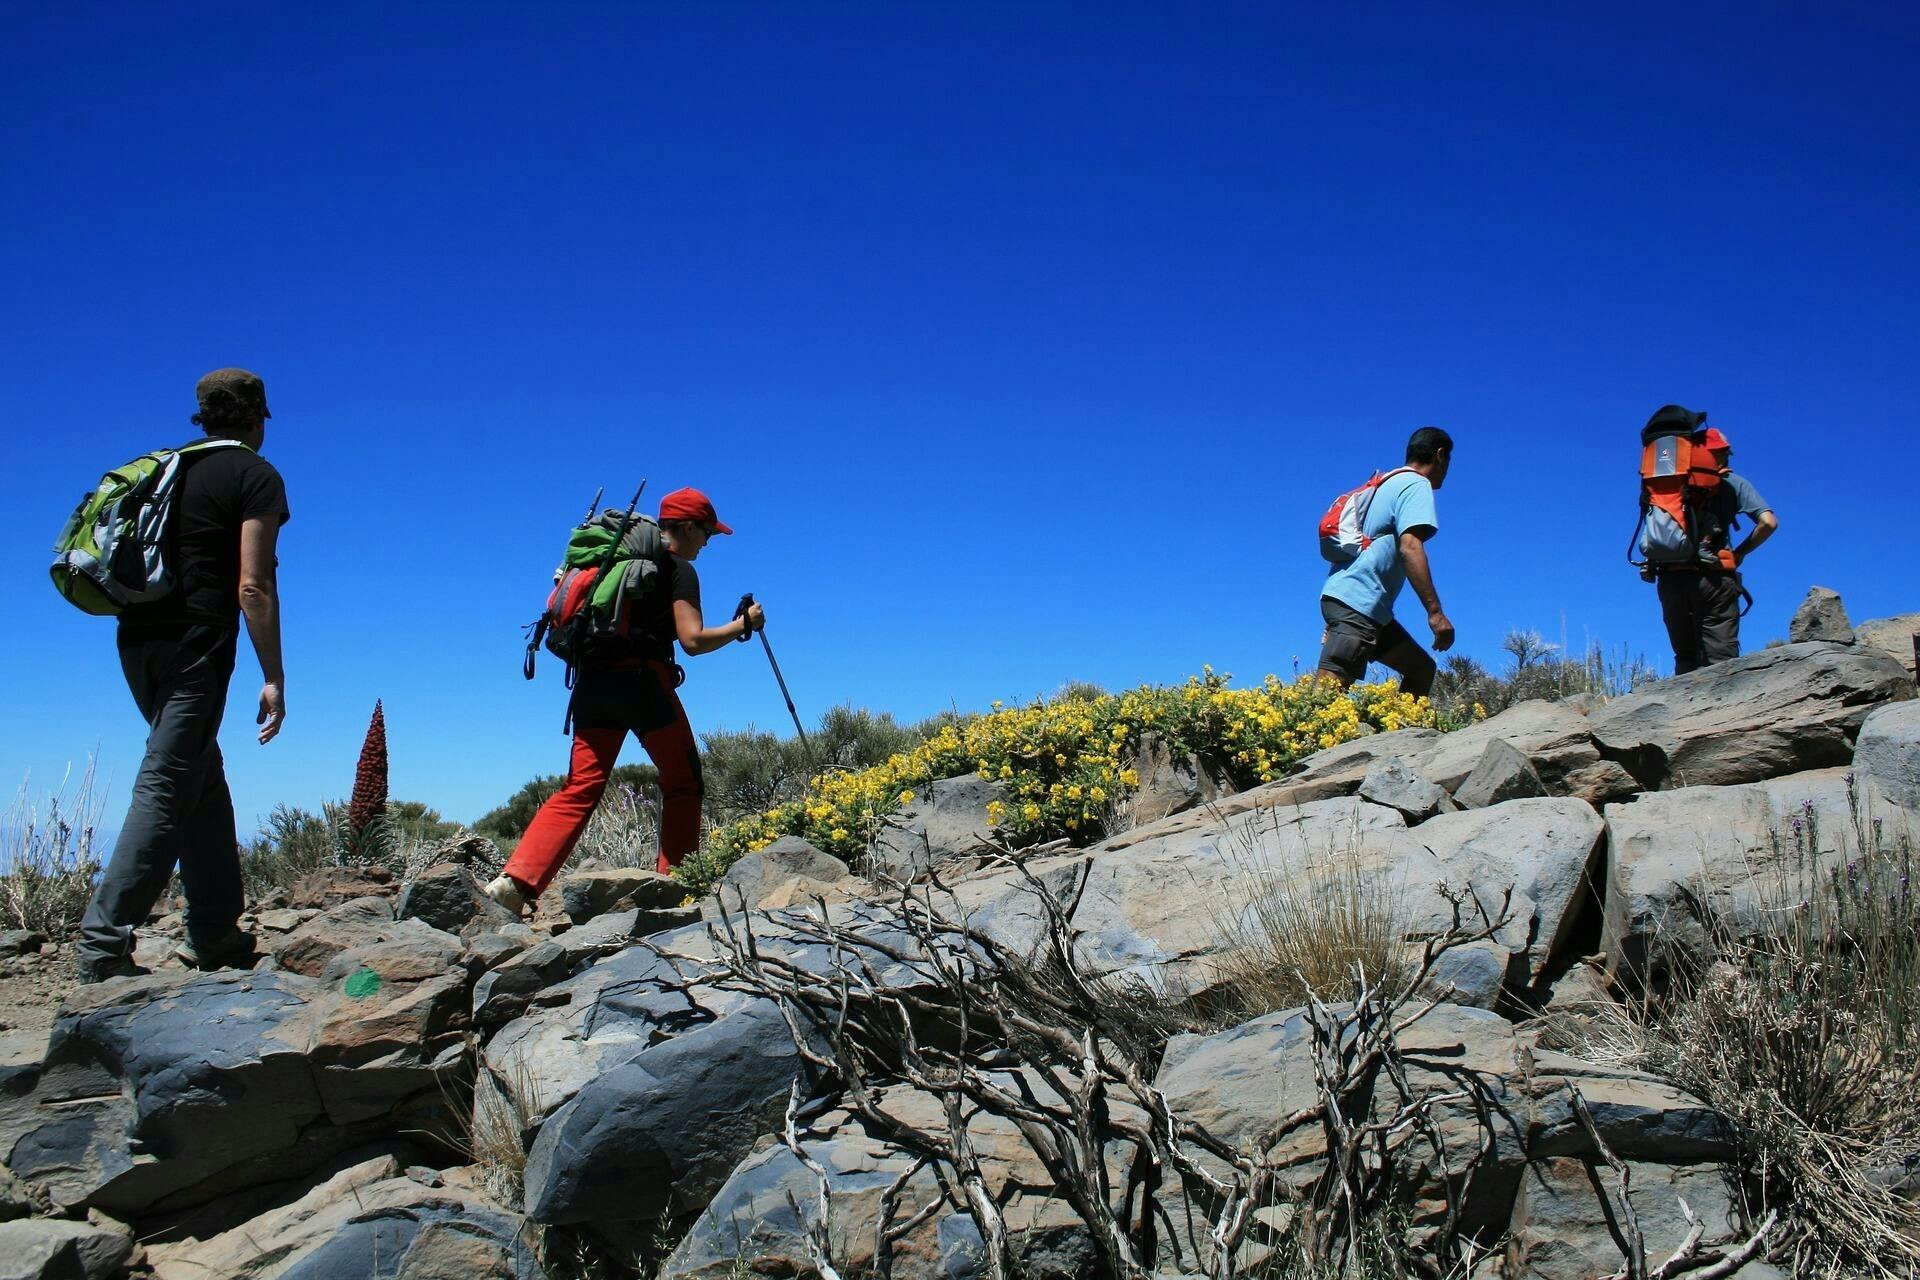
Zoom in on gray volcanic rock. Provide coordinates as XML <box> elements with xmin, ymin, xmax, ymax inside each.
<box><xmin>1358</xmin><ymin>755</ymin><xmax>1457</xmax><ymax>822</ymax></box>
<box><xmin>1856</xmin><ymin>612</ymin><xmax>1920</xmax><ymax>678</ymax></box>
<box><xmin>1856</xmin><ymin>701</ymin><xmax>1920</xmax><ymax>816</ymax></box>
<box><xmin>662</xmin><ymin>1078</ymin><xmax>1105</xmax><ymax>1280</ymax></box>
<box><xmin>1588</xmin><ymin>642</ymin><xmax>1914</xmax><ymax>790</ymax></box>
<box><xmin>1500</xmin><ymin>1156</ymin><xmax>1777</xmax><ymax>1279</ymax></box>
<box><xmin>1602</xmin><ymin>768</ymin><xmax>1867</xmax><ymax>981</ymax></box>
<box><xmin>1156</xmin><ymin>1003</ymin><xmax>1736</xmax><ymax>1239</ymax></box>
<box><xmin>1407</xmin><ymin>700</ymin><xmax>1602</xmax><ymax>793</ymax></box>
<box><xmin>285</xmin><ymin>866</ymin><xmax>396</xmax><ymax>911</ymax></box>
<box><xmin>716</xmin><ymin>837</ymin><xmax>852</xmax><ymax>912</ymax></box>
<box><xmin>867</xmin><ymin>775</ymin><xmax>1010</xmax><ymax>881</ymax></box>
<box><xmin>270</xmin><ymin>896</ymin><xmax>465</xmax><ymax>978</ymax></box>
<box><xmin>1454</xmin><ymin>738</ymin><xmax>1549</xmax><ymax>809</ymax></box>
<box><xmin>558</xmin><ymin>868</ymin><xmax>684</xmax><ymax>924</ymax></box>
<box><xmin>1789</xmin><ymin>585</ymin><xmax>1854</xmax><ymax>644</ymax></box>
<box><xmin>954</xmin><ymin>794</ymin><xmax>1602</xmax><ymax>1004</ymax></box>
<box><xmin>0</xmin><ymin>1217</ymin><xmax>134</xmax><ymax>1280</ymax></box>
<box><xmin>0</xmin><ymin>949</ymin><xmax>472</xmax><ymax>1217</ymax></box>
<box><xmin>396</xmin><ymin>861</ymin><xmax>518</xmax><ymax>934</ymax></box>
<box><xmin>146</xmin><ymin>1156</ymin><xmax>541</xmax><ymax>1280</ymax></box>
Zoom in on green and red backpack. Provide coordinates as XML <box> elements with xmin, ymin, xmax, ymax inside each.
<box><xmin>522</xmin><ymin>496</ymin><xmax>668</xmax><ymax>682</ymax></box>
<box><xmin>49</xmin><ymin>437</ymin><xmax>248</xmax><ymax>615</ymax></box>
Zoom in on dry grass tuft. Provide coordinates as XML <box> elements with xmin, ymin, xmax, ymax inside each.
<box><xmin>0</xmin><ymin>760</ymin><xmax>108</xmax><ymax>936</ymax></box>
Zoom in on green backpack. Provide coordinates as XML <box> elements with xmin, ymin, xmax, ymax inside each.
<box><xmin>523</xmin><ymin>495</ymin><xmax>669</xmax><ymax>681</ymax></box>
<box><xmin>50</xmin><ymin>438</ymin><xmax>248</xmax><ymax>615</ymax></box>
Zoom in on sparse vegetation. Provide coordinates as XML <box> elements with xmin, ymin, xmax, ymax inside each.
<box><xmin>1429</xmin><ymin>629</ymin><xmax>1656</xmax><ymax>729</ymax></box>
<box><xmin>1550</xmin><ymin>788</ymin><xmax>1920</xmax><ymax>1278</ymax></box>
<box><xmin>0</xmin><ymin>758</ymin><xmax>108</xmax><ymax>936</ymax></box>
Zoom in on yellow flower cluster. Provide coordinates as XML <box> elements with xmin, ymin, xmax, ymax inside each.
<box><xmin>676</xmin><ymin>670</ymin><xmax>1434</xmax><ymax>893</ymax></box>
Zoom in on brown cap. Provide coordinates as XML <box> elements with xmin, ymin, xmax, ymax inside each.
<box><xmin>195</xmin><ymin>368</ymin><xmax>271</xmax><ymax>420</ymax></box>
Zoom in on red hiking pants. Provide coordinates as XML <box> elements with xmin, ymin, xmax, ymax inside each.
<box><xmin>504</xmin><ymin>661</ymin><xmax>702</xmax><ymax>893</ymax></box>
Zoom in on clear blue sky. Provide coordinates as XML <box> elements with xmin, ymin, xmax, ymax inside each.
<box><xmin>3</xmin><ymin>2</ymin><xmax>1915</xmax><ymax>832</ymax></box>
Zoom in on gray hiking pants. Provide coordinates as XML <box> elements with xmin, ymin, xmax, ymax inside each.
<box><xmin>78</xmin><ymin>625</ymin><xmax>244</xmax><ymax>965</ymax></box>
<box><xmin>1656</xmin><ymin>570</ymin><xmax>1743</xmax><ymax>675</ymax></box>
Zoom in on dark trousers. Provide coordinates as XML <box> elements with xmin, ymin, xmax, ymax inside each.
<box><xmin>1316</xmin><ymin>596</ymin><xmax>1437</xmax><ymax>697</ymax></box>
<box><xmin>1657</xmin><ymin>570</ymin><xmax>1743</xmax><ymax>675</ymax></box>
<box><xmin>79</xmin><ymin>625</ymin><xmax>243</xmax><ymax>964</ymax></box>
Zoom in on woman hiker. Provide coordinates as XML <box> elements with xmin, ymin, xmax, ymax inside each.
<box><xmin>484</xmin><ymin>486</ymin><xmax>764</xmax><ymax>916</ymax></box>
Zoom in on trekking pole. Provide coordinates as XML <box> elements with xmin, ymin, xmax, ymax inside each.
<box><xmin>736</xmin><ymin>592</ymin><xmax>812</xmax><ymax>759</ymax></box>
<box><xmin>581</xmin><ymin>486</ymin><xmax>605</xmax><ymax>524</ymax></box>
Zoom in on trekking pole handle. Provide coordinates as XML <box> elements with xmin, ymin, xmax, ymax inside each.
<box><xmin>734</xmin><ymin>592</ymin><xmax>757</xmax><ymax>641</ymax></box>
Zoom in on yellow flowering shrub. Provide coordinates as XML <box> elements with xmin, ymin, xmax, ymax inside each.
<box><xmin>674</xmin><ymin>670</ymin><xmax>1434</xmax><ymax>894</ymax></box>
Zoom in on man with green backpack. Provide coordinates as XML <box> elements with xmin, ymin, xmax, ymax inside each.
<box><xmin>57</xmin><ymin>369</ymin><xmax>289</xmax><ymax>982</ymax></box>
<box><xmin>487</xmin><ymin>486</ymin><xmax>763</xmax><ymax>916</ymax></box>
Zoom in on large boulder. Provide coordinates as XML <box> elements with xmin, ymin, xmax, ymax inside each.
<box><xmin>491</xmin><ymin>915</ymin><xmax>943</xmax><ymax>1256</ymax></box>
<box><xmin>715</xmin><ymin>837</ymin><xmax>853</xmax><ymax>912</ymax></box>
<box><xmin>1855</xmin><ymin>612</ymin><xmax>1920</xmax><ymax>678</ymax></box>
<box><xmin>1500</xmin><ymin>1156</ymin><xmax>1779</xmax><ymax>1279</ymax></box>
<box><xmin>867</xmin><ymin>775</ymin><xmax>1010</xmax><ymax>881</ymax></box>
<box><xmin>396</xmin><ymin>861</ymin><xmax>518</xmax><ymax>935</ymax></box>
<box><xmin>0</xmin><ymin>1217</ymin><xmax>134</xmax><ymax>1280</ymax></box>
<box><xmin>662</xmin><ymin>1078</ymin><xmax>1104</xmax><ymax>1280</ymax></box>
<box><xmin>1453</xmin><ymin>738</ymin><xmax>1549</xmax><ymax>809</ymax></box>
<box><xmin>1602</xmin><ymin>768</ymin><xmax>1867</xmax><ymax>981</ymax></box>
<box><xmin>558</xmin><ymin>867</ymin><xmax>684</xmax><ymax>924</ymax></box>
<box><xmin>1407</xmin><ymin>700</ymin><xmax>1603</xmax><ymax>793</ymax></box>
<box><xmin>1788</xmin><ymin>585</ymin><xmax>1854</xmax><ymax>644</ymax></box>
<box><xmin>1156</xmin><ymin>1003</ymin><xmax>1737</xmax><ymax>1240</ymax></box>
<box><xmin>285</xmin><ymin>866</ymin><xmax>397</xmax><ymax>911</ymax></box>
<box><xmin>146</xmin><ymin>1155</ymin><xmax>542</xmax><ymax>1280</ymax></box>
<box><xmin>1588</xmin><ymin>642</ymin><xmax>1914</xmax><ymax>790</ymax></box>
<box><xmin>1856</xmin><ymin>701</ymin><xmax>1920</xmax><ymax>817</ymax></box>
<box><xmin>954</xmin><ymin>794</ymin><xmax>1602</xmax><ymax>1005</ymax></box>
<box><xmin>0</xmin><ymin>947</ymin><xmax>473</xmax><ymax>1217</ymax></box>
<box><xmin>271</xmin><ymin>896</ymin><xmax>463</xmax><ymax>978</ymax></box>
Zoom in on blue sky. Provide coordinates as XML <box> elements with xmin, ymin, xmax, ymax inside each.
<box><xmin>2</xmin><ymin>2</ymin><xmax>1915</xmax><ymax>832</ymax></box>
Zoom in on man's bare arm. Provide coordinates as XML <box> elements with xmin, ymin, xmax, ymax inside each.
<box><xmin>1734</xmin><ymin>510</ymin><xmax>1778</xmax><ymax>565</ymax></box>
<box><xmin>238</xmin><ymin>516</ymin><xmax>285</xmax><ymax>744</ymax></box>
<box><xmin>1399</xmin><ymin>529</ymin><xmax>1455</xmax><ymax>652</ymax></box>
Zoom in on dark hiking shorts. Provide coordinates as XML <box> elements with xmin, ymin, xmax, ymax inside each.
<box><xmin>1316</xmin><ymin>597</ymin><xmax>1437</xmax><ymax>695</ymax></box>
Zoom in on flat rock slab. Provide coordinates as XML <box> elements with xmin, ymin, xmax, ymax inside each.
<box><xmin>1589</xmin><ymin>641</ymin><xmax>1914</xmax><ymax>790</ymax></box>
<box><xmin>1602</xmin><ymin>767</ymin><xmax>1868</xmax><ymax>981</ymax></box>
<box><xmin>0</xmin><ymin>947</ymin><xmax>472</xmax><ymax>1217</ymax></box>
<box><xmin>147</xmin><ymin>1156</ymin><xmax>541</xmax><ymax>1280</ymax></box>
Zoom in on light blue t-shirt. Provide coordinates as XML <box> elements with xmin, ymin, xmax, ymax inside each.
<box><xmin>1322</xmin><ymin>470</ymin><xmax>1439</xmax><ymax>623</ymax></box>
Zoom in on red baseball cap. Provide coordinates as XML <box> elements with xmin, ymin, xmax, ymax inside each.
<box><xmin>1699</xmin><ymin>427</ymin><xmax>1732</xmax><ymax>454</ymax></box>
<box><xmin>658</xmin><ymin>487</ymin><xmax>733</xmax><ymax>534</ymax></box>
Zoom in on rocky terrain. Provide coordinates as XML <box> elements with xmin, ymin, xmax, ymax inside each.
<box><xmin>2</xmin><ymin>592</ymin><xmax>1917</xmax><ymax>1279</ymax></box>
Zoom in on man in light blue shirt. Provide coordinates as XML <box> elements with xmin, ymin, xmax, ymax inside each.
<box><xmin>1317</xmin><ymin>426</ymin><xmax>1456</xmax><ymax>696</ymax></box>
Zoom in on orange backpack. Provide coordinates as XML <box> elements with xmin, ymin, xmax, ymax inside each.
<box><xmin>1632</xmin><ymin>407</ymin><xmax>1735</xmax><ymax>571</ymax></box>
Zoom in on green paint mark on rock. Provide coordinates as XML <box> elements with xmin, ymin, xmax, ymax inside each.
<box><xmin>343</xmin><ymin>967</ymin><xmax>382</xmax><ymax>998</ymax></box>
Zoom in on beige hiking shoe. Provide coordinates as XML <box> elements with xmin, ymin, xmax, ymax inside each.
<box><xmin>484</xmin><ymin>874</ymin><xmax>531</xmax><ymax>918</ymax></box>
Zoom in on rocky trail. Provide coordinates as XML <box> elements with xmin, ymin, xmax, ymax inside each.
<box><xmin>3</xmin><ymin>598</ymin><xmax>1917</xmax><ymax>1279</ymax></box>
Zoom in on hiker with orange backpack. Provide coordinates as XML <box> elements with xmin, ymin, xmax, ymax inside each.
<box><xmin>1314</xmin><ymin>426</ymin><xmax>1456</xmax><ymax>696</ymax></box>
<box><xmin>486</xmin><ymin>487</ymin><xmax>764</xmax><ymax>916</ymax></box>
<box><xmin>1632</xmin><ymin>406</ymin><xmax>1778</xmax><ymax>674</ymax></box>
<box><xmin>54</xmin><ymin>369</ymin><xmax>289</xmax><ymax>983</ymax></box>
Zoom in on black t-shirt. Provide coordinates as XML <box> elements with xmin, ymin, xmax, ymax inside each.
<box><xmin>122</xmin><ymin>442</ymin><xmax>290</xmax><ymax>630</ymax></box>
<box><xmin>631</xmin><ymin>554</ymin><xmax>701</xmax><ymax>663</ymax></box>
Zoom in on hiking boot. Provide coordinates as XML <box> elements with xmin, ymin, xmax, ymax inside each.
<box><xmin>483</xmin><ymin>874</ymin><xmax>531</xmax><ymax>918</ymax></box>
<box><xmin>77</xmin><ymin>953</ymin><xmax>149</xmax><ymax>984</ymax></box>
<box><xmin>174</xmin><ymin>927</ymin><xmax>258</xmax><ymax>972</ymax></box>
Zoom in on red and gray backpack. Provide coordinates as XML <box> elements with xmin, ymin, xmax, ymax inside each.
<box><xmin>1317</xmin><ymin>467</ymin><xmax>1416</xmax><ymax>563</ymax></box>
<box><xmin>1631</xmin><ymin>406</ymin><xmax>1734</xmax><ymax>572</ymax></box>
